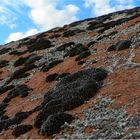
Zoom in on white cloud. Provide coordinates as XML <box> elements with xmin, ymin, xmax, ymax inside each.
<box><xmin>6</xmin><ymin>28</ymin><xmax>38</xmax><ymax>43</ymax></box>
<box><xmin>0</xmin><ymin>0</ymin><xmax>23</xmax><ymax>28</ymax></box>
<box><xmin>3</xmin><ymin>0</ymin><xmax>79</xmax><ymax>43</ymax></box>
<box><xmin>84</xmin><ymin>0</ymin><xmax>135</xmax><ymax>16</ymax></box>
<box><xmin>23</xmin><ymin>0</ymin><xmax>79</xmax><ymax>30</ymax></box>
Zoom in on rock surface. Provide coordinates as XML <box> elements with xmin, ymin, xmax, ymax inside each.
<box><xmin>0</xmin><ymin>7</ymin><xmax>140</xmax><ymax>139</ymax></box>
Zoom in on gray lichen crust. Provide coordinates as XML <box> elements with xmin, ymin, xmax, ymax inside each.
<box><xmin>57</xmin><ymin>96</ymin><xmax>140</xmax><ymax>139</ymax></box>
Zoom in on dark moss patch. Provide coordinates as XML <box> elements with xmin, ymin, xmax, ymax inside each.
<box><xmin>97</xmin><ymin>35</ymin><xmax>107</xmax><ymax>41</ymax></box>
<box><xmin>56</xmin><ymin>42</ymin><xmax>75</xmax><ymax>51</ymax></box>
<box><xmin>9</xmin><ymin>50</ymin><xmax>27</xmax><ymax>56</ymax></box>
<box><xmin>46</xmin><ymin>73</ymin><xmax>70</xmax><ymax>82</ymax></box>
<box><xmin>97</xmin><ymin>31</ymin><xmax>118</xmax><ymax>41</ymax></box>
<box><xmin>77</xmin><ymin>60</ymin><xmax>85</xmax><ymax>65</ymax></box>
<box><xmin>30</xmin><ymin>105</ymin><xmax>43</xmax><ymax>114</ymax></box>
<box><xmin>0</xmin><ymin>111</ymin><xmax>31</xmax><ymax>133</ymax></box>
<box><xmin>16</xmin><ymin>73</ymin><xmax>31</xmax><ymax>79</ymax></box>
<box><xmin>107</xmin><ymin>40</ymin><xmax>131</xmax><ymax>52</ymax></box>
<box><xmin>87</xmin><ymin>41</ymin><xmax>96</xmax><ymax>47</ymax></box>
<box><xmin>0</xmin><ymin>60</ymin><xmax>9</xmax><ymax>68</ymax></box>
<box><xmin>55</xmin><ymin>73</ymin><xmax>70</xmax><ymax>80</ymax></box>
<box><xmin>28</xmin><ymin>38</ymin><xmax>53</xmax><ymax>52</ymax></box>
<box><xmin>69</xmin><ymin>20</ymin><xmax>83</xmax><ymax>27</ymax></box>
<box><xmin>10</xmin><ymin>85</ymin><xmax>32</xmax><ymax>98</ymax></box>
<box><xmin>64</xmin><ymin>43</ymin><xmax>89</xmax><ymax>57</ymax></box>
<box><xmin>86</xmin><ymin>20</ymin><xmax>103</xmax><ymax>31</ymax></box>
<box><xmin>0</xmin><ymin>48</ymin><xmax>11</xmax><ymax>55</ymax></box>
<box><xmin>36</xmin><ymin>32</ymin><xmax>47</xmax><ymax>39</ymax></box>
<box><xmin>41</xmin><ymin>60</ymin><xmax>63</xmax><ymax>72</ymax></box>
<box><xmin>40</xmin><ymin>112</ymin><xmax>74</xmax><ymax>136</ymax></box>
<box><xmin>7</xmin><ymin>64</ymin><xmax>37</xmax><ymax>84</ymax></box>
<box><xmin>0</xmin><ymin>120</ymin><xmax>9</xmax><ymax>132</ymax></box>
<box><xmin>19</xmin><ymin>38</ymin><xmax>37</xmax><ymax>47</ymax></box>
<box><xmin>0</xmin><ymin>115</ymin><xmax>9</xmax><ymax>121</ymax></box>
<box><xmin>35</xmin><ymin>68</ymin><xmax>107</xmax><ymax>135</ymax></box>
<box><xmin>49</xmin><ymin>34</ymin><xmax>61</xmax><ymax>39</ymax></box>
<box><xmin>14</xmin><ymin>54</ymin><xmax>41</xmax><ymax>67</ymax></box>
<box><xmin>75</xmin><ymin>50</ymin><xmax>91</xmax><ymax>61</ymax></box>
<box><xmin>14</xmin><ymin>111</ymin><xmax>31</xmax><ymax>123</ymax></box>
<box><xmin>3</xmin><ymin>85</ymin><xmax>32</xmax><ymax>103</ymax></box>
<box><xmin>108</xmin><ymin>31</ymin><xmax>118</xmax><ymax>36</ymax></box>
<box><xmin>107</xmin><ymin>45</ymin><xmax>116</xmax><ymax>52</ymax></box>
<box><xmin>0</xmin><ymin>85</ymin><xmax>15</xmax><ymax>95</ymax></box>
<box><xmin>24</xmin><ymin>55</ymin><xmax>42</xmax><ymax>65</ymax></box>
<box><xmin>34</xmin><ymin>105</ymin><xmax>64</xmax><ymax>129</ymax></box>
<box><xmin>0</xmin><ymin>102</ymin><xmax>8</xmax><ymax>114</ymax></box>
<box><xmin>63</xmin><ymin>29</ymin><xmax>85</xmax><ymax>37</ymax></box>
<box><xmin>44</xmin><ymin>68</ymin><xmax>107</xmax><ymax>103</ymax></box>
<box><xmin>98</xmin><ymin>14</ymin><xmax>140</xmax><ymax>33</ymax></box>
<box><xmin>46</xmin><ymin>73</ymin><xmax>59</xmax><ymax>82</ymax></box>
<box><xmin>14</xmin><ymin>56</ymin><xmax>30</xmax><ymax>67</ymax></box>
<box><xmin>115</xmin><ymin>40</ymin><xmax>131</xmax><ymax>51</ymax></box>
<box><xmin>12</xmin><ymin>124</ymin><xmax>33</xmax><ymax>138</ymax></box>
<box><xmin>0</xmin><ymin>111</ymin><xmax>30</xmax><ymax>132</ymax></box>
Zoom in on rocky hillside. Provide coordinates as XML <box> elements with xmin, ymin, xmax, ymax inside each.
<box><xmin>0</xmin><ymin>7</ymin><xmax>140</xmax><ymax>139</ymax></box>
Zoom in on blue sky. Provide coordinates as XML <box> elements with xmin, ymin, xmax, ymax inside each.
<box><xmin>0</xmin><ymin>0</ymin><xmax>139</xmax><ymax>45</ymax></box>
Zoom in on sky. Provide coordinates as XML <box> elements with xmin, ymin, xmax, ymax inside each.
<box><xmin>0</xmin><ymin>0</ymin><xmax>139</xmax><ymax>45</ymax></box>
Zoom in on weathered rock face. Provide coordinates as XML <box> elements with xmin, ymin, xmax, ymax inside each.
<box><xmin>0</xmin><ymin>7</ymin><xmax>140</xmax><ymax>139</ymax></box>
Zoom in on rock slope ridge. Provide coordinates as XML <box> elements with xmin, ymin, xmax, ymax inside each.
<box><xmin>0</xmin><ymin>7</ymin><xmax>140</xmax><ymax>139</ymax></box>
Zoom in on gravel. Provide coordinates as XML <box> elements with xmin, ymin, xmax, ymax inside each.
<box><xmin>56</xmin><ymin>96</ymin><xmax>140</xmax><ymax>139</ymax></box>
